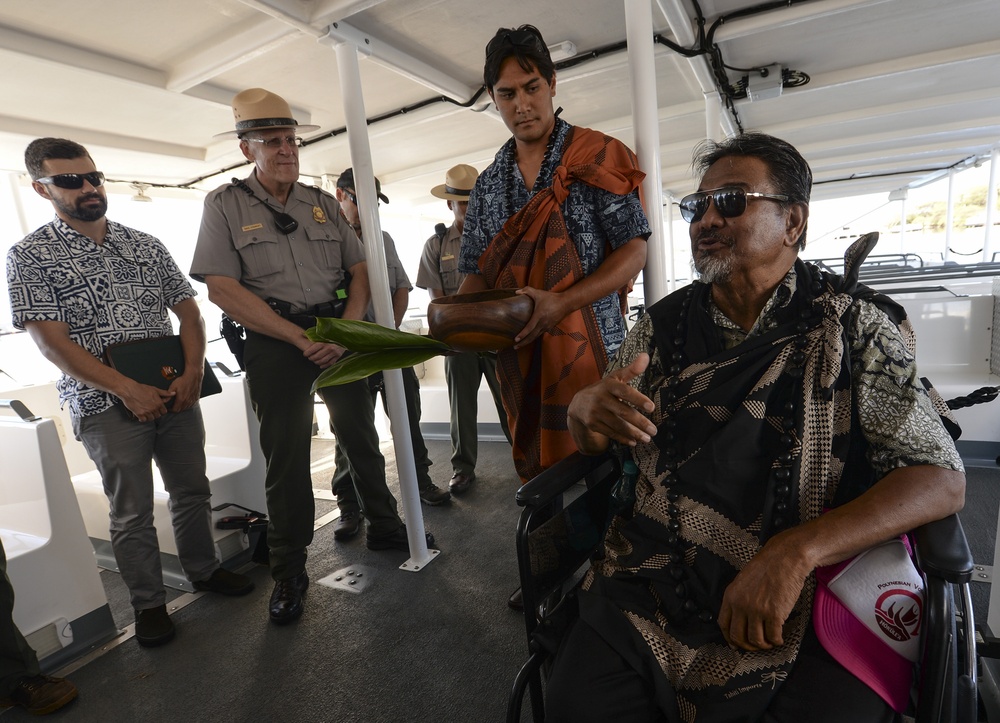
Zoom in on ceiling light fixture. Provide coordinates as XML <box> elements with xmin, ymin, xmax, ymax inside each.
<box><xmin>548</xmin><ymin>41</ymin><xmax>577</xmax><ymax>62</ymax></box>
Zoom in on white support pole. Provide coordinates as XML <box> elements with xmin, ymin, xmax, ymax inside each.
<box><xmin>984</xmin><ymin>148</ymin><xmax>999</xmax><ymax>264</ymax></box>
<box><xmin>625</xmin><ymin>0</ymin><xmax>668</xmax><ymax>306</ymax></box>
<box><xmin>705</xmin><ymin>91</ymin><xmax>722</xmax><ymax>143</ymax></box>
<box><xmin>665</xmin><ymin>195</ymin><xmax>677</xmax><ymax>291</ymax></box>
<box><xmin>944</xmin><ymin>169</ymin><xmax>956</xmax><ymax>264</ymax></box>
<box><xmin>8</xmin><ymin>173</ymin><xmax>29</xmax><ymax>237</ymax></box>
<box><xmin>332</xmin><ymin>40</ymin><xmax>434</xmax><ymax>570</ymax></box>
<box><xmin>899</xmin><ymin>194</ymin><xmax>906</xmax><ymax>256</ymax></box>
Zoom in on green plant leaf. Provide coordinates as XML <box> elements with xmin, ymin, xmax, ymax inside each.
<box><xmin>311</xmin><ymin>348</ymin><xmax>444</xmax><ymax>392</ymax></box>
<box><xmin>307</xmin><ymin>317</ymin><xmax>451</xmax><ymax>353</ymax></box>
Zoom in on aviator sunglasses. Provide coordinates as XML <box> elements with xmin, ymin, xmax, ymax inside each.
<box><xmin>35</xmin><ymin>171</ymin><xmax>106</xmax><ymax>190</ymax></box>
<box><xmin>678</xmin><ymin>186</ymin><xmax>789</xmax><ymax>223</ymax></box>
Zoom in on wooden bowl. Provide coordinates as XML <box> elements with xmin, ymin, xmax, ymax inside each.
<box><xmin>427</xmin><ymin>289</ymin><xmax>534</xmax><ymax>352</ymax></box>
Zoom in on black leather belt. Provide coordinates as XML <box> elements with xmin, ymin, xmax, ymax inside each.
<box><xmin>267</xmin><ymin>297</ymin><xmax>345</xmax><ymax>328</ymax></box>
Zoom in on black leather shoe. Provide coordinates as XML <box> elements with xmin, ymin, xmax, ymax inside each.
<box><xmin>333</xmin><ymin>511</ymin><xmax>361</xmax><ymax>540</ymax></box>
<box><xmin>269</xmin><ymin>572</ymin><xmax>309</xmax><ymax>625</ymax></box>
<box><xmin>134</xmin><ymin>604</ymin><xmax>175</xmax><ymax>646</ymax></box>
<box><xmin>366</xmin><ymin>526</ymin><xmax>435</xmax><ymax>551</ymax></box>
<box><xmin>449</xmin><ymin>472</ymin><xmax>475</xmax><ymax>494</ymax></box>
<box><xmin>193</xmin><ymin>568</ymin><xmax>255</xmax><ymax>596</ymax></box>
<box><xmin>508</xmin><ymin>587</ymin><xmax>524</xmax><ymax>611</ymax></box>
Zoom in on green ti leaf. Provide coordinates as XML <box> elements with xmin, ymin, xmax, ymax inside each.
<box><xmin>306</xmin><ymin>317</ymin><xmax>455</xmax><ymax>391</ymax></box>
<box><xmin>311</xmin><ymin>348</ymin><xmax>445</xmax><ymax>392</ymax></box>
<box><xmin>307</xmin><ymin>317</ymin><xmax>451</xmax><ymax>353</ymax></box>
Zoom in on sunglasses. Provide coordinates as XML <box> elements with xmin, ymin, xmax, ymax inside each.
<box><xmin>486</xmin><ymin>29</ymin><xmax>546</xmax><ymax>60</ymax></box>
<box><xmin>342</xmin><ymin>190</ymin><xmax>380</xmax><ymax>207</ymax></box>
<box><xmin>678</xmin><ymin>186</ymin><xmax>789</xmax><ymax>223</ymax></box>
<box><xmin>678</xmin><ymin>186</ymin><xmax>788</xmax><ymax>223</ymax></box>
<box><xmin>35</xmin><ymin>172</ymin><xmax>106</xmax><ymax>190</ymax></box>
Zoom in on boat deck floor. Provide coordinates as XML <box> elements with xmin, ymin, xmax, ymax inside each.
<box><xmin>3</xmin><ymin>438</ymin><xmax>998</xmax><ymax>722</ymax></box>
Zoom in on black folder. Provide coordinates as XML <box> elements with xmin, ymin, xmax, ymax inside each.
<box><xmin>103</xmin><ymin>336</ymin><xmax>222</xmax><ymax>398</ymax></box>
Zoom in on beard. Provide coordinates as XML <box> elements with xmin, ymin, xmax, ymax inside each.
<box><xmin>54</xmin><ymin>192</ymin><xmax>107</xmax><ymax>223</ymax></box>
<box><xmin>692</xmin><ymin>233</ymin><xmax>734</xmax><ymax>283</ymax></box>
<box><xmin>693</xmin><ymin>253</ymin><xmax>733</xmax><ymax>283</ymax></box>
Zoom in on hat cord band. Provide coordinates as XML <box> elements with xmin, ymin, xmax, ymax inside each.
<box><xmin>236</xmin><ymin>117</ymin><xmax>298</xmax><ymax>131</ymax></box>
<box><xmin>444</xmin><ymin>185</ymin><xmax>472</xmax><ymax>197</ymax></box>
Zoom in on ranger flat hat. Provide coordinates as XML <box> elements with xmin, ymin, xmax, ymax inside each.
<box><xmin>215</xmin><ymin>88</ymin><xmax>320</xmax><ymax>139</ymax></box>
<box><xmin>431</xmin><ymin>164</ymin><xmax>479</xmax><ymax>201</ymax></box>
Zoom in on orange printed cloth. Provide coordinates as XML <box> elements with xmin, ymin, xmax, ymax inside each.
<box><xmin>479</xmin><ymin>126</ymin><xmax>645</xmax><ymax>482</ymax></box>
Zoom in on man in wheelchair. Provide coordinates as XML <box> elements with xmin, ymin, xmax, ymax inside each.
<box><xmin>545</xmin><ymin>133</ymin><xmax>966</xmax><ymax>722</ymax></box>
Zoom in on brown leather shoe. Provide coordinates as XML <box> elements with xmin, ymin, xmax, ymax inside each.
<box><xmin>0</xmin><ymin>674</ymin><xmax>78</xmax><ymax>715</ymax></box>
<box><xmin>333</xmin><ymin>511</ymin><xmax>361</xmax><ymax>540</ymax></box>
<box><xmin>449</xmin><ymin>472</ymin><xmax>475</xmax><ymax>494</ymax></box>
<box><xmin>419</xmin><ymin>483</ymin><xmax>452</xmax><ymax>506</ymax></box>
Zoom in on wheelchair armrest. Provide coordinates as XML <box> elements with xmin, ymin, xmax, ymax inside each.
<box><xmin>515</xmin><ymin>450</ymin><xmax>616</xmax><ymax>508</ymax></box>
<box><xmin>912</xmin><ymin>514</ymin><xmax>974</xmax><ymax>585</ymax></box>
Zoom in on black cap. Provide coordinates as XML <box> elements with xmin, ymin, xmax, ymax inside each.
<box><xmin>337</xmin><ymin>167</ymin><xmax>390</xmax><ymax>204</ymax></box>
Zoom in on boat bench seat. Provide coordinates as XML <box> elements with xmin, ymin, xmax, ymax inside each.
<box><xmin>0</xmin><ymin>413</ymin><xmax>118</xmax><ymax>670</ymax></box>
<box><xmin>4</xmin><ymin>370</ymin><xmax>267</xmax><ymax>592</ymax></box>
<box><xmin>902</xmin><ymin>292</ymin><xmax>1000</xmax><ymax>456</ymax></box>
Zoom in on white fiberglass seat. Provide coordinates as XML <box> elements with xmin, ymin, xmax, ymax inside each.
<box><xmin>0</xmin><ymin>405</ymin><xmax>118</xmax><ymax>670</ymax></box>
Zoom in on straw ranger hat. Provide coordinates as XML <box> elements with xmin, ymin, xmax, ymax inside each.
<box><xmin>431</xmin><ymin>164</ymin><xmax>479</xmax><ymax>201</ymax></box>
<box><xmin>215</xmin><ymin>88</ymin><xmax>320</xmax><ymax>139</ymax></box>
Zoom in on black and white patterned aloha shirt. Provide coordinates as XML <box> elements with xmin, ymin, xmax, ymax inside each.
<box><xmin>6</xmin><ymin>217</ymin><xmax>195</xmax><ymax>419</ymax></box>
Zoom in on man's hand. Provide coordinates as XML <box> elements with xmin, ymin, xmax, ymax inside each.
<box><xmin>513</xmin><ymin>287</ymin><xmax>570</xmax><ymax>348</ymax></box>
<box><xmin>717</xmin><ymin>535</ymin><xmax>811</xmax><ymax>651</ymax></box>
<box><xmin>120</xmin><ymin>382</ymin><xmax>175</xmax><ymax>423</ymax></box>
<box><xmin>168</xmin><ymin>368</ymin><xmax>203</xmax><ymax>412</ymax></box>
<box><xmin>567</xmin><ymin>353</ymin><xmax>656</xmax><ymax>454</ymax></box>
<box><xmin>302</xmin><ymin>340</ymin><xmax>345</xmax><ymax>369</ymax></box>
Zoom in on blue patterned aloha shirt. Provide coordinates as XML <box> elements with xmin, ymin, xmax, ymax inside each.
<box><xmin>460</xmin><ymin>117</ymin><xmax>651</xmax><ymax>358</ymax></box>
<box><xmin>6</xmin><ymin>217</ymin><xmax>196</xmax><ymax>418</ymax></box>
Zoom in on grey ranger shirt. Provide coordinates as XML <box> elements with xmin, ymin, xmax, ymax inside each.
<box><xmin>190</xmin><ymin>173</ymin><xmax>364</xmax><ymax>312</ymax></box>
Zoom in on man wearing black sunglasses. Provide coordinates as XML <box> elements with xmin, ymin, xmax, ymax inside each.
<box><xmin>192</xmin><ymin>89</ymin><xmax>430</xmax><ymax>626</ymax></box>
<box><xmin>458</xmin><ymin>24</ymin><xmax>650</xmax><ymax>488</ymax></box>
<box><xmin>547</xmin><ymin>133</ymin><xmax>965</xmax><ymax>722</ymax></box>
<box><xmin>7</xmin><ymin>138</ymin><xmax>255</xmax><ymax>649</ymax></box>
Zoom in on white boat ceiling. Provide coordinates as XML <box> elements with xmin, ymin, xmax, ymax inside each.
<box><xmin>0</xmin><ymin>0</ymin><xmax>997</xmax><ymax>210</ymax></box>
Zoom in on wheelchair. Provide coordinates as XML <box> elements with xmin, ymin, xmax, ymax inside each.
<box><xmin>507</xmin><ymin>450</ymin><xmax>978</xmax><ymax>723</ymax></box>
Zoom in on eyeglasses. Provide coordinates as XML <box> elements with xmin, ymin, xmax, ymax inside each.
<box><xmin>35</xmin><ymin>172</ymin><xmax>106</xmax><ymax>190</ymax></box>
<box><xmin>678</xmin><ymin>186</ymin><xmax>790</xmax><ymax>223</ymax></box>
<box><xmin>341</xmin><ymin>190</ymin><xmax>380</xmax><ymax>207</ymax></box>
<box><xmin>486</xmin><ymin>29</ymin><xmax>546</xmax><ymax>60</ymax></box>
<box><xmin>243</xmin><ymin>135</ymin><xmax>304</xmax><ymax>150</ymax></box>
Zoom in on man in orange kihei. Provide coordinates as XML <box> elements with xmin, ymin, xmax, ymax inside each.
<box><xmin>459</xmin><ymin>24</ymin><xmax>650</xmax><ymax>485</ymax></box>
